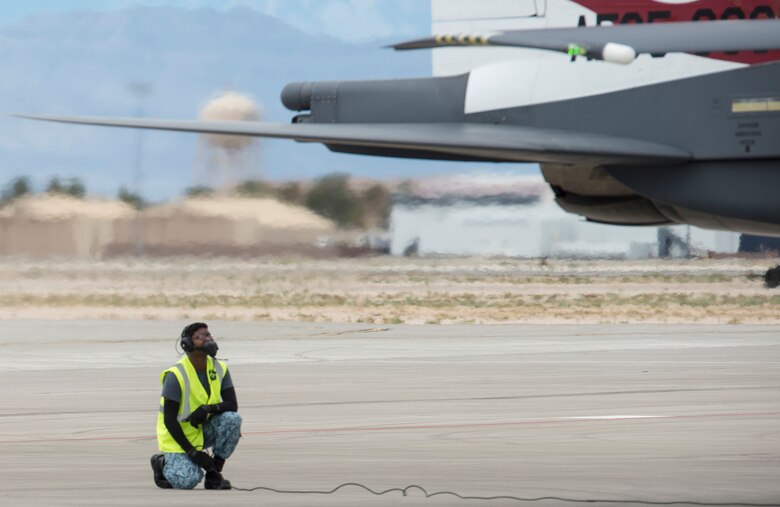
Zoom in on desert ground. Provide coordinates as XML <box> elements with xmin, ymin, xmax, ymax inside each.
<box><xmin>3</xmin><ymin>257</ymin><xmax>778</xmax><ymax>505</ymax></box>
<box><xmin>0</xmin><ymin>256</ymin><xmax>777</xmax><ymax>323</ymax></box>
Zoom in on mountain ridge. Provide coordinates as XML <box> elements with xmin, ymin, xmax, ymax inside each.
<box><xmin>0</xmin><ymin>6</ymin><xmax>438</xmax><ymax>200</ymax></box>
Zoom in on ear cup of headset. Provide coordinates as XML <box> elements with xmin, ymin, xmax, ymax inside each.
<box><xmin>180</xmin><ymin>327</ymin><xmax>194</xmax><ymax>352</ymax></box>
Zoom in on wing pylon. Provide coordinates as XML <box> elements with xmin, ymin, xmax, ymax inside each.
<box><xmin>393</xmin><ymin>19</ymin><xmax>780</xmax><ymax>64</ymax></box>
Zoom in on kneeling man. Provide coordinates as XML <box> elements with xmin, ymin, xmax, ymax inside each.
<box><xmin>151</xmin><ymin>322</ymin><xmax>241</xmax><ymax>490</ymax></box>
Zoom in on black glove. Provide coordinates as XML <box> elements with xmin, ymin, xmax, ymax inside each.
<box><xmin>186</xmin><ymin>448</ymin><xmax>216</xmax><ymax>471</ymax></box>
<box><xmin>186</xmin><ymin>406</ymin><xmax>211</xmax><ymax>428</ymax></box>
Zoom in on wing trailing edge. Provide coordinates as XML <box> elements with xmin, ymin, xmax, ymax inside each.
<box><xmin>14</xmin><ymin>114</ymin><xmax>690</xmax><ymax>166</ymax></box>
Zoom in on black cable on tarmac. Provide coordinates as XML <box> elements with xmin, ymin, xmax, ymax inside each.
<box><xmin>232</xmin><ymin>481</ymin><xmax>777</xmax><ymax>506</ymax></box>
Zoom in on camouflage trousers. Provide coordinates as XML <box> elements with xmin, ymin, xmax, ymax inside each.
<box><xmin>163</xmin><ymin>411</ymin><xmax>242</xmax><ymax>489</ymax></box>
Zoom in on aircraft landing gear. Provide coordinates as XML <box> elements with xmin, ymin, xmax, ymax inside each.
<box><xmin>764</xmin><ymin>265</ymin><xmax>780</xmax><ymax>289</ymax></box>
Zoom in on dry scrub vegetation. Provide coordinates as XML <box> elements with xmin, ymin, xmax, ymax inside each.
<box><xmin>0</xmin><ymin>256</ymin><xmax>777</xmax><ymax>324</ymax></box>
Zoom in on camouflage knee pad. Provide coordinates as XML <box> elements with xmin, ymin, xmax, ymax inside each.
<box><xmin>202</xmin><ymin>412</ymin><xmax>242</xmax><ymax>459</ymax></box>
<box><xmin>162</xmin><ymin>452</ymin><xmax>203</xmax><ymax>489</ymax></box>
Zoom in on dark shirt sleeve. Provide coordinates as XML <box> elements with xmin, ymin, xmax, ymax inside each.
<box><xmin>221</xmin><ymin>370</ymin><xmax>233</xmax><ymax>391</ymax></box>
<box><xmin>163</xmin><ymin>398</ymin><xmax>195</xmax><ymax>453</ymax></box>
<box><xmin>209</xmin><ymin>369</ymin><xmax>237</xmax><ymax>414</ymax></box>
<box><xmin>161</xmin><ymin>372</ymin><xmax>182</xmax><ymax>403</ymax></box>
<box><xmin>214</xmin><ymin>387</ymin><xmax>238</xmax><ymax>414</ymax></box>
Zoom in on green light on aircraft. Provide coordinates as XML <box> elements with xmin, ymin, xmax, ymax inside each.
<box><xmin>567</xmin><ymin>43</ymin><xmax>587</xmax><ymax>56</ymax></box>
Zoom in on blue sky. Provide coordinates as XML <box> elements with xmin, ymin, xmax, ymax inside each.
<box><xmin>0</xmin><ymin>0</ymin><xmax>429</xmax><ymax>42</ymax></box>
<box><xmin>0</xmin><ymin>1</ymin><xmax>538</xmax><ymax>200</ymax></box>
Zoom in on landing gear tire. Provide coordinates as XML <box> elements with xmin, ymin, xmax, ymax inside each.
<box><xmin>764</xmin><ymin>265</ymin><xmax>780</xmax><ymax>289</ymax></box>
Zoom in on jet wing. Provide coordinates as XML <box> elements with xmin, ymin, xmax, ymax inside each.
<box><xmin>393</xmin><ymin>19</ymin><xmax>780</xmax><ymax>64</ymax></box>
<box><xmin>14</xmin><ymin>114</ymin><xmax>690</xmax><ymax>166</ymax></box>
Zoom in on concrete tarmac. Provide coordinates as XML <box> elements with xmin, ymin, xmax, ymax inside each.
<box><xmin>2</xmin><ymin>321</ymin><xmax>779</xmax><ymax>506</ymax></box>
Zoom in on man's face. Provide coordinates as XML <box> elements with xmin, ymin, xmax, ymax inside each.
<box><xmin>191</xmin><ymin>327</ymin><xmax>213</xmax><ymax>350</ymax></box>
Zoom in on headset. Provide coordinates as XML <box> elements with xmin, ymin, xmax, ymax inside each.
<box><xmin>180</xmin><ymin>322</ymin><xmax>218</xmax><ymax>357</ymax></box>
<box><xmin>180</xmin><ymin>322</ymin><xmax>207</xmax><ymax>353</ymax></box>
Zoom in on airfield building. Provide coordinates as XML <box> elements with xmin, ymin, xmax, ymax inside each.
<box><xmin>389</xmin><ymin>173</ymin><xmax>740</xmax><ymax>259</ymax></box>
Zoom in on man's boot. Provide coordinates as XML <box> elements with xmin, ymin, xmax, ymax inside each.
<box><xmin>204</xmin><ymin>470</ymin><xmax>231</xmax><ymax>490</ymax></box>
<box><xmin>150</xmin><ymin>454</ymin><xmax>172</xmax><ymax>489</ymax></box>
<box><xmin>204</xmin><ymin>456</ymin><xmax>231</xmax><ymax>489</ymax></box>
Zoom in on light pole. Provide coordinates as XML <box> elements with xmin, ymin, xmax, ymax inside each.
<box><xmin>127</xmin><ymin>82</ymin><xmax>153</xmax><ymax>256</ymax></box>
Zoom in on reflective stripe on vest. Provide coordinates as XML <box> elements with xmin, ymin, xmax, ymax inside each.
<box><xmin>176</xmin><ymin>363</ymin><xmax>192</xmax><ymax>421</ymax></box>
<box><xmin>214</xmin><ymin>359</ymin><xmax>225</xmax><ymax>385</ymax></box>
<box><xmin>156</xmin><ymin>363</ymin><xmax>193</xmax><ymax>421</ymax></box>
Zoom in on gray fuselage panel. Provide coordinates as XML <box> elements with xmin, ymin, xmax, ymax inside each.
<box><xmin>473</xmin><ymin>62</ymin><xmax>780</xmax><ymax>161</ymax></box>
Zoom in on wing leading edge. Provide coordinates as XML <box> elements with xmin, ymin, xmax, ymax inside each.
<box><xmin>14</xmin><ymin>114</ymin><xmax>690</xmax><ymax>166</ymax></box>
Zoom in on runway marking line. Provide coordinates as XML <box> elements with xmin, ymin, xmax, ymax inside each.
<box><xmin>1</xmin><ymin>411</ymin><xmax>778</xmax><ymax>445</ymax></box>
<box><xmin>561</xmin><ymin>415</ymin><xmax>667</xmax><ymax>420</ymax></box>
<box><xmin>246</xmin><ymin>411</ymin><xmax>779</xmax><ymax>436</ymax></box>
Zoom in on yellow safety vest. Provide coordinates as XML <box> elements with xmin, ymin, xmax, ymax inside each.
<box><xmin>156</xmin><ymin>355</ymin><xmax>227</xmax><ymax>453</ymax></box>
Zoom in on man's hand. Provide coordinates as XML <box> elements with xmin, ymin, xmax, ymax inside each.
<box><xmin>186</xmin><ymin>449</ymin><xmax>216</xmax><ymax>471</ymax></box>
<box><xmin>186</xmin><ymin>406</ymin><xmax>211</xmax><ymax>428</ymax></box>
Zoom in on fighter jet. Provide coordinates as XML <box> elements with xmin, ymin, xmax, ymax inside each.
<box><xmin>14</xmin><ymin>0</ymin><xmax>780</xmax><ymax>278</ymax></box>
